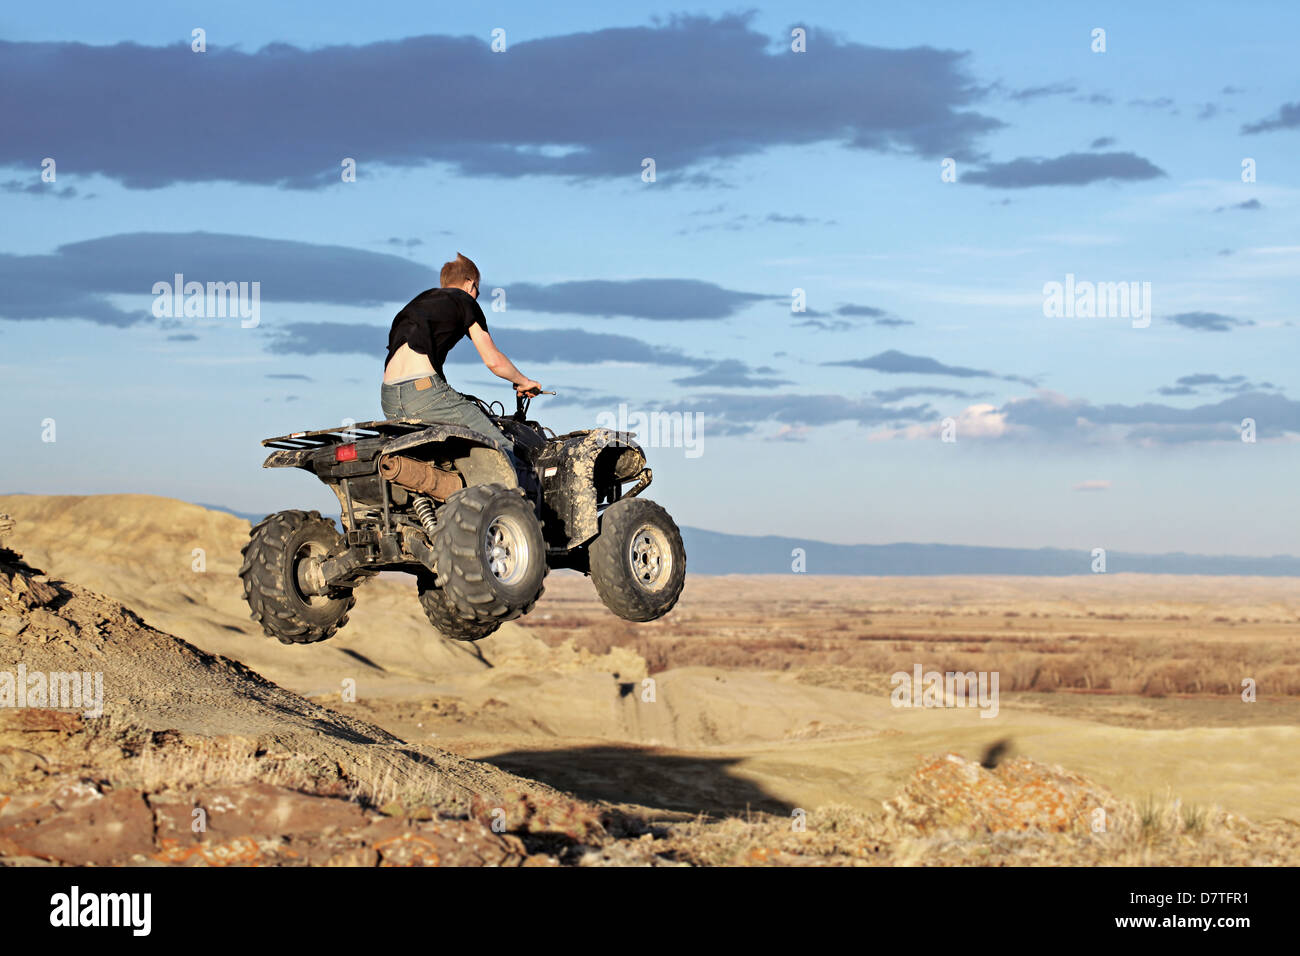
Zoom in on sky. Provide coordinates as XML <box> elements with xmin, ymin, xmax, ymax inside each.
<box><xmin>1</xmin><ymin>1</ymin><xmax>1297</xmax><ymax>556</ymax></box>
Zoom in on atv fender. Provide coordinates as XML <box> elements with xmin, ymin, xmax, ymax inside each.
<box><xmin>540</xmin><ymin>428</ymin><xmax>645</xmax><ymax>549</ymax></box>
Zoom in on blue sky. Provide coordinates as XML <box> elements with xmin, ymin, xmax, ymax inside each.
<box><xmin>1</xmin><ymin>1</ymin><xmax>1297</xmax><ymax>555</ymax></box>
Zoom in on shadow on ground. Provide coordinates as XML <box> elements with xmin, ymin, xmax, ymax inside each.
<box><xmin>477</xmin><ymin>745</ymin><xmax>795</xmax><ymax>817</ymax></box>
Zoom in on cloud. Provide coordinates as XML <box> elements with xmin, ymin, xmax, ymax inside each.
<box><xmin>1088</xmin><ymin>136</ymin><xmax>1115</xmax><ymax>149</ymax></box>
<box><xmin>1072</xmin><ymin>480</ymin><xmax>1111</xmax><ymax>492</ymax></box>
<box><xmin>963</xmin><ymin>151</ymin><xmax>1165</xmax><ymax>188</ymax></box>
<box><xmin>1127</xmin><ymin>96</ymin><xmax>1176</xmax><ymax>111</ymax></box>
<box><xmin>1</xmin><ymin>180</ymin><xmax>80</xmax><ymax>199</ymax></box>
<box><xmin>266</xmin><ymin>373</ymin><xmax>314</xmax><ymax>381</ymax></box>
<box><xmin>166</xmin><ymin>333</ymin><xmax>198</xmax><ymax>342</ymax></box>
<box><xmin>1168</xmin><ymin>311</ymin><xmax>1254</xmax><ymax>332</ymax></box>
<box><xmin>765</xmin><ymin>424</ymin><xmax>811</xmax><ymax>442</ymax></box>
<box><xmin>0</xmin><ymin>17</ymin><xmax>1003</xmax><ymax>189</ymax></box>
<box><xmin>0</xmin><ymin>232</ymin><xmax>437</xmax><ymax>326</ymax></box>
<box><xmin>1008</xmin><ymin>82</ymin><xmax>1077</xmax><ymax>102</ymax></box>
<box><xmin>835</xmin><ymin>304</ymin><xmax>888</xmax><ymax>318</ymax></box>
<box><xmin>683</xmin><ymin>392</ymin><xmax>938</xmax><ymax>433</ymax></box>
<box><xmin>265</xmin><ymin>321</ymin><xmax>713</xmax><ymax>370</ymax></box>
<box><xmin>1213</xmin><ymin>198</ymin><xmax>1261</xmax><ymax>212</ymax></box>
<box><xmin>671</xmin><ymin>359</ymin><xmax>792</xmax><ymax>388</ymax></box>
<box><xmin>1242</xmin><ymin>102</ymin><xmax>1300</xmax><ymax>134</ymax></box>
<box><xmin>872</xmin><ymin>386</ymin><xmax>982</xmax><ymax>403</ymax></box>
<box><xmin>1157</xmin><ymin>373</ymin><xmax>1278</xmax><ymax>396</ymax></box>
<box><xmin>505</xmin><ymin>279</ymin><xmax>770</xmax><ymax>320</ymax></box>
<box><xmin>871</xmin><ymin>403</ymin><xmax>1010</xmax><ymax>441</ymax></box>
<box><xmin>797</xmin><ymin>303</ymin><xmax>912</xmax><ymax>331</ymax></box>
<box><xmin>998</xmin><ymin>390</ymin><xmax>1299</xmax><ymax>443</ymax></box>
<box><xmin>825</xmin><ymin>349</ymin><xmax>1033</xmax><ymax>384</ymax></box>
<box><xmin>675</xmin><ymin>211</ymin><xmax>837</xmax><ymax>235</ymax></box>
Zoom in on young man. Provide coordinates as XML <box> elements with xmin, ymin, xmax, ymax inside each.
<box><xmin>382</xmin><ymin>253</ymin><xmax>541</xmax><ymax>461</ymax></box>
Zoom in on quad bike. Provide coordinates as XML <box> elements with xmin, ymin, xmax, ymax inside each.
<box><xmin>239</xmin><ymin>390</ymin><xmax>686</xmax><ymax>644</ymax></box>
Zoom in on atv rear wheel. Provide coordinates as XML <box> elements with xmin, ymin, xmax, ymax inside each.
<box><xmin>432</xmin><ymin>483</ymin><xmax>547</xmax><ymax>625</ymax></box>
<box><xmin>589</xmin><ymin>498</ymin><xmax>686</xmax><ymax>622</ymax></box>
<box><xmin>239</xmin><ymin>510</ymin><xmax>356</xmax><ymax>644</ymax></box>
<box><xmin>416</xmin><ymin>570</ymin><xmax>501</xmax><ymax>641</ymax></box>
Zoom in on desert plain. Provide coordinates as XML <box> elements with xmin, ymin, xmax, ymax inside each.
<box><xmin>0</xmin><ymin>493</ymin><xmax>1296</xmax><ymax>866</ymax></box>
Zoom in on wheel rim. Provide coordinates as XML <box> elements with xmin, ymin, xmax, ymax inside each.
<box><xmin>627</xmin><ymin>523</ymin><xmax>673</xmax><ymax>592</ymax></box>
<box><xmin>484</xmin><ymin>513</ymin><xmax>531</xmax><ymax>586</ymax></box>
<box><xmin>293</xmin><ymin>540</ymin><xmax>330</xmax><ymax>605</ymax></box>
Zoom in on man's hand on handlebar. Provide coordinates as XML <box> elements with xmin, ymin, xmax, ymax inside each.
<box><xmin>515</xmin><ymin>378</ymin><xmax>543</xmax><ymax>398</ymax></box>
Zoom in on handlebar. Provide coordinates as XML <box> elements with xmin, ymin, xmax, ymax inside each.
<box><xmin>514</xmin><ymin>388</ymin><xmax>555</xmax><ymax>420</ymax></box>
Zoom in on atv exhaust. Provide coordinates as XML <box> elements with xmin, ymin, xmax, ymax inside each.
<box><xmin>378</xmin><ymin>455</ymin><xmax>462</xmax><ymax>501</ymax></box>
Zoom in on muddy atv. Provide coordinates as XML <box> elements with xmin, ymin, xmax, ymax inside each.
<box><xmin>239</xmin><ymin>391</ymin><xmax>686</xmax><ymax>644</ymax></box>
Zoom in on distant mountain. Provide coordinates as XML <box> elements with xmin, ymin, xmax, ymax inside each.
<box><xmin>197</xmin><ymin>503</ymin><xmax>1300</xmax><ymax>576</ymax></box>
<box><xmin>679</xmin><ymin>528</ymin><xmax>1300</xmax><ymax>576</ymax></box>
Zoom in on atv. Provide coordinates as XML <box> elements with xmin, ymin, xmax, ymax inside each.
<box><xmin>239</xmin><ymin>391</ymin><xmax>686</xmax><ymax>644</ymax></box>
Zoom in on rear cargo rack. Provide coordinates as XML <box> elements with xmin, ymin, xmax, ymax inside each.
<box><xmin>261</xmin><ymin>419</ymin><xmax>430</xmax><ymax>451</ymax></box>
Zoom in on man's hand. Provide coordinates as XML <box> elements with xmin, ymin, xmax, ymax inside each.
<box><xmin>515</xmin><ymin>379</ymin><xmax>542</xmax><ymax>398</ymax></box>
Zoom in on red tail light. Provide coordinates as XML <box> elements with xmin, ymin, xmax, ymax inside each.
<box><xmin>335</xmin><ymin>443</ymin><xmax>358</xmax><ymax>462</ymax></box>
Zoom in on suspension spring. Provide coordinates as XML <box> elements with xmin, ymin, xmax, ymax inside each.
<box><xmin>411</xmin><ymin>495</ymin><xmax>438</xmax><ymax>538</ymax></box>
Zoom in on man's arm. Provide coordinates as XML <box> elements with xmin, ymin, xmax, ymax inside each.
<box><xmin>467</xmin><ymin>322</ymin><xmax>541</xmax><ymax>396</ymax></box>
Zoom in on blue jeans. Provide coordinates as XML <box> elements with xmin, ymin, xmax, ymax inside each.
<box><xmin>381</xmin><ymin>373</ymin><xmax>519</xmax><ymax>471</ymax></box>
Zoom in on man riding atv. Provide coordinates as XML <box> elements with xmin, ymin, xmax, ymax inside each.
<box><xmin>239</xmin><ymin>251</ymin><xmax>686</xmax><ymax>649</ymax></box>
<box><xmin>381</xmin><ymin>252</ymin><xmax>540</xmax><ymax>461</ymax></box>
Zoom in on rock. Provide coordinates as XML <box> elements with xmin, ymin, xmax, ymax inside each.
<box><xmin>883</xmin><ymin>752</ymin><xmax>1136</xmax><ymax>836</ymax></box>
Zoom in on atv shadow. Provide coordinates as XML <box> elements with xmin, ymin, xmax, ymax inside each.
<box><xmin>472</xmin><ymin>744</ymin><xmax>795</xmax><ymax>817</ymax></box>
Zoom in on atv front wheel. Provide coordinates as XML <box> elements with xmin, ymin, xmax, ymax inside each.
<box><xmin>589</xmin><ymin>498</ymin><xmax>686</xmax><ymax>622</ymax></box>
<box><xmin>432</xmin><ymin>483</ymin><xmax>547</xmax><ymax>625</ymax></box>
<box><xmin>239</xmin><ymin>510</ymin><xmax>356</xmax><ymax>644</ymax></box>
<box><xmin>416</xmin><ymin>570</ymin><xmax>501</xmax><ymax>641</ymax></box>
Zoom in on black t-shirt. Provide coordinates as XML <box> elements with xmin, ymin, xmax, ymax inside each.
<box><xmin>385</xmin><ymin>287</ymin><xmax>488</xmax><ymax>378</ymax></box>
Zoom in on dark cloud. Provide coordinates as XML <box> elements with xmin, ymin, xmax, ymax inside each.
<box><xmin>1196</xmin><ymin>103</ymin><xmax>1219</xmax><ymax>121</ymax></box>
<box><xmin>166</xmin><ymin>333</ymin><xmax>198</xmax><ymax>342</ymax></box>
<box><xmin>1157</xmin><ymin>373</ymin><xmax>1278</xmax><ymax>397</ymax></box>
<box><xmin>266</xmin><ymin>373</ymin><xmax>314</xmax><ymax>381</ymax></box>
<box><xmin>675</xmin><ymin>211</ymin><xmax>836</xmax><ymax>234</ymax></box>
<box><xmin>506</xmin><ymin>279</ymin><xmax>770</xmax><ymax>320</ymax></box>
<box><xmin>826</xmin><ymin>349</ymin><xmax>1032</xmax><ymax>384</ymax></box>
<box><xmin>0</xmin><ymin>17</ymin><xmax>1003</xmax><ymax>189</ymax></box>
<box><xmin>1213</xmin><ymin>198</ymin><xmax>1261</xmax><ymax>212</ymax></box>
<box><xmin>1</xmin><ymin>180</ymin><xmax>78</xmax><ymax>199</ymax></box>
<box><xmin>1008</xmin><ymin>82</ymin><xmax>1077</xmax><ymax>102</ymax></box>
<box><xmin>684</xmin><ymin>392</ymin><xmax>938</xmax><ymax>431</ymax></box>
<box><xmin>265</xmin><ymin>321</ymin><xmax>712</xmax><ymax>369</ymax></box>
<box><xmin>1168</xmin><ymin>311</ymin><xmax>1254</xmax><ymax>332</ymax></box>
<box><xmin>836</xmin><ymin>304</ymin><xmax>887</xmax><ymax>318</ymax></box>
<box><xmin>1001</xmin><ymin>391</ymin><xmax>1299</xmax><ymax>442</ymax></box>
<box><xmin>1088</xmin><ymin>136</ymin><xmax>1115</xmax><ymax>149</ymax></box>
<box><xmin>672</xmin><ymin>360</ymin><xmax>792</xmax><ymax>388</ymax></box>
<box><xmin>1074</xmin><ymin>92</ymin><xmax>1115</xmax><ymax>106</ymax></box>
<box><xmin>0</xmin><ymin>232</ymin><xmax>437</xmax><ymax>326</ymax></box>
<box><xmin>872</xmin><ymin>386</ymin><xmax>982</xmax><ymax>403</ymax></box>
<box><xmin>796</xmin><ymin>303</ymin><xmax>911</xmax><ymax>331</ymax></box>
<box><xmin>1242</xmin><ymin>102</ymin><xmax>1300</xmax><ymax>134</ymax></box>
<box><xmin>963</xmin><ymin>152</ymin><xmax>1165</xmax><ymax>188</ymax></box>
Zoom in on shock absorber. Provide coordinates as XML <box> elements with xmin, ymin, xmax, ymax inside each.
<box><xmin>411</xmin><ymin>495</ymin><xmax>438</xmax><ymax>539</ymax></box>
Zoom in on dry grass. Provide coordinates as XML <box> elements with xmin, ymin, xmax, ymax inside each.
<box><xmin>522</xmin><ymin>575</ymin><xmax>1300</xmax><ymax>699</ymax></box>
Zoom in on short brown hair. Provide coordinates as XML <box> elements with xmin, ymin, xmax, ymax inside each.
<box><xmin>440</xmin><ymin>252</ymin><xmax>480</xmax><ymax>288</ymax></box>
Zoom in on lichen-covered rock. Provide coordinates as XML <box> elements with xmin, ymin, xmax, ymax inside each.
<box><xmin>884</xmin><ymin>752</ymin><xmax>1137</xmax><ymax>836</ymax></box>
